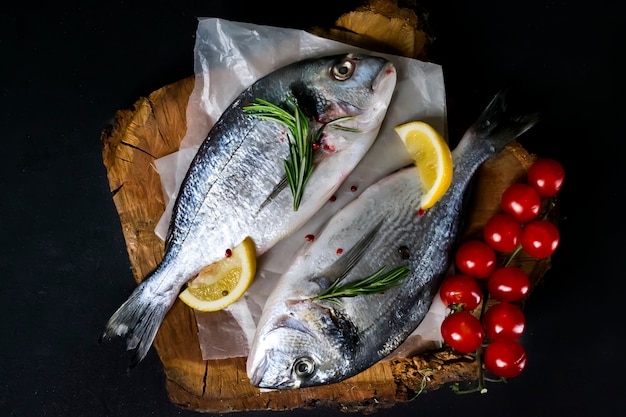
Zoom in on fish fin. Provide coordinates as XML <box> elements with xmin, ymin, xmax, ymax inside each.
<box><xmin>269</xmin><ymin>313</ymin><xmax>316</xmax><ymax>337</ymax></box>
<box><xmin>468</xmin><ymin>89</ymin><xmax>540</xmax><ymax>153</ymax></box>
<box><xmin>258</xmin><ymin>176</ymin><xmax>288</xmax><ymax>212</ymax></box>
<box><xmin>322</xmin><ymin>220</ymin><xmax>384</xmax><ymax>284</ymax></box>
<box><xmin>257</xmin><ymin>141</ymin><xmax>331</xmax><ymax>213</ymax></box>
<box><xmin>101</xmin><ymin>276</ymin><xmax>174</xmax><ymax>368</ymax></box>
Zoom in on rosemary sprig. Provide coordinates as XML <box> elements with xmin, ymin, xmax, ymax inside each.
<box><xmin>313</xmin><ymin>264</ymin><xmax>410</xmax><ymax>304</ymax></box>
<box><xmin>244</xmin><ymin>97</ymin><xmax>356</xmax><ymax>211</ymax></box>
<box><xmin>244</xmin><ymin>97</ymin><xmax>313</xmax><ymax>211</ymax></box>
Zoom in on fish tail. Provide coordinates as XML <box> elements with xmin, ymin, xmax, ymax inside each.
<box><xmin>465</xmin><ymin>89</ymin><xmax>540</xmax><ymax>155</ymax></box>
<box><xmin>101</xmin><ymin>272</ymin><xmax>175</xmax><ymax>367</ymax></box>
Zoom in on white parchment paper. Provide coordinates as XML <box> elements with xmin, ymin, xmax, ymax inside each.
<box><xmin>153</xmin><ymin>18</ymin><xmax>448</xmax><ymax>360</ymax></box>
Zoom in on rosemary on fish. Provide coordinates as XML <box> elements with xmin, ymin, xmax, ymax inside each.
<box><xmin>313</xmin><ymin>264</ymin><xmax>410</xmax><ymax>304</ymax></box>
<box><xmin>244</xmin><ymin>97</ymin><xmax>356</xmax><ymax>211</ymax></box>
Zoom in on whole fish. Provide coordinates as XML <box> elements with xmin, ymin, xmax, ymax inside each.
<box><xmin>102</xmin><ymin>53</ymin><xmax>397</xmax><ymax>365</ymax></box>
<box><xmin>247</xmin><ymin>91</ymin><xmax>539</xmax><ymax>389</ymax></box>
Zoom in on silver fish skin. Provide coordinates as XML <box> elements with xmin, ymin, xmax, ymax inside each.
<box><xmin>247</xmin><ymin>91</ymin><xmax>539</xmax><ymax>389</ymax></box>
<box><xmin>102</xmin><ymin>53</ymin><xmax>397</xmax><ymax>366</ymax></box>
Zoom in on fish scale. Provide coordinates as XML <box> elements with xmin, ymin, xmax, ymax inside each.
<box><xmin>102</xmin><ymin>53</ymin><xmax>397</xmax><ymax>366</ymax></box>
<box><xmin>247</xmin><ymin>91</ymin><xmax>540</xmax><ymax>389</ymax></box>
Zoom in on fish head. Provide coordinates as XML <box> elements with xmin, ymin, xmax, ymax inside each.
<box><xmin>291</xmin><ymin>53</ymin><xmax>396</xmax><ymax>132</ymax></box>
<box><xmin>247</xmin><ymin>298</ymin><xmax>358</xmax><ymax>389</ymax></box>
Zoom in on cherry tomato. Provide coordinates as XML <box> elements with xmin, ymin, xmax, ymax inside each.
<box><xmin>483</xmin><ymin>213</ymin><xmax>522</xmax><ymax>253</ymax></box>
<box><xmin>521</xmin><ymin>220</ymin><xmax>560</xmax><ymax>258</ymax></box>
<box><xmin>488</xmin><ymin>267</ymin><xmax>530</xmax><ymax>302</ymax></box>
<box><xmin>484</xmin><ymin>338</ymin><xmax>527</xmax><ymax>378</ymax></box>
<box><xmin>455</xmin><ymin>240</ymin><xmax>496</xmax><ymax>279</ymax></box>
<box><xmin>501</xmin><ymin>183</ymin><xmax>541</xmax><ymax>223</ymax></box>
<box><xmin>439</xmin><ymin>274</ymin><xmax>483</xmax><ymax>311</ymax></box>
<box><xmin>527</xmin><ymin>158</ymin><xmax>565</xmax><ymax>197</ymax></box>
<box><xmin>440</xmin><ymin>311</ymin><xmax>485</xmax><ymax>353</ymax></box>
<box><xmin>482</xmin><ymin>302</ymin><xmax>526</xmax><ymax>340</ymax></box>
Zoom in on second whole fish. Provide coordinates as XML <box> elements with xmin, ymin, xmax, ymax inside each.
<box><xmin>102</xmin><ymin>53</ymin><xmax>397</xmax><ymax>365</ymax></box>
<box><xmin>247</xmin><ymin>91</ymin><xmax>539</xmax><ymax>389</ymax></box>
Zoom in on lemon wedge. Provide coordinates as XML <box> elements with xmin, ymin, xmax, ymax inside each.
<box><xmin>394</xmin><ymin>121</ymin><xmax>453</xmax><ymax>209</ymax></box>
<box><xmin>178</xmin><ymin>237</ymin><xmax>256</xmax><ymax>312</ymax></box>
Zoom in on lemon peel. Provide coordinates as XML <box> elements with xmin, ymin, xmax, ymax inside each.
<box><xmin>178</xmin><ymin>237</ymin><xmax>256</xmax><ymax>312</ymax></box>
<box><xmin>394</xmin><ymin>121</ymin><xmax>453</xmax><ymax>209</ymax></box>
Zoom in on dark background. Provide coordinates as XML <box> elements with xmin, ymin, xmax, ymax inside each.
<box><xmin>2</xmin><ymin>1</ymin><xmax>623</xmax><ymax>416</ymax></box>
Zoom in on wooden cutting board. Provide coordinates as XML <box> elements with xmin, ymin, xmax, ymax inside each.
<box><xmin>100</xmin><ymin>0</ymin><xmax>552</xmax><ymax>412</ymax></box>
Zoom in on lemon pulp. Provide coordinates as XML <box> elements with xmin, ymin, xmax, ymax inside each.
<box><xmin>178</xmin><ymin>236</ymin><xmax>256</xmax><ymax>312</ymax></box>
<box><xmin>394</xmin><ymin>121</ymin><xmax>453</xmax><ymax>209</ymax></box>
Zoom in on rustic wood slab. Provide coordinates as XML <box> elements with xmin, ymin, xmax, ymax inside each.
<box><xmin>100</xmin><ymin>1</ymin><xmax>552</xmax><ymax>412</ymax></box>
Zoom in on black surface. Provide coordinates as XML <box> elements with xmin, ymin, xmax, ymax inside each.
<box><xmin>2</xmin><ymin>1</ymin><xmax>623</xmax><ymax>416</ymax></box>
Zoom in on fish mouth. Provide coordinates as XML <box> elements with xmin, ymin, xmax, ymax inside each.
<box><xmin>247</xmin><ymin>326</ymin><xmax>309</xmax><ymax>389</ymax></box>
<box><xmin>344</xmin><ymin>61</ymin><xmax>396</xmax><ymax>131</ymax></box>
<box><xmin>247</xmin><ymin>354</ymin><xmax>268</xmax><ymax>387</ymax></box>
<box><xmin>247</xmin><ymin>350</ymin><xmax>301</xmax><ymax>389</ymax></box>
<box><xmin>372</xmin><ymin>61</ymin><xmax>396</xmax><ymax>94</ymax></box>
<box><xmin>247</xmin><ymin>308</ymin><xmax>320</xmax><ymax>388</ymax></box>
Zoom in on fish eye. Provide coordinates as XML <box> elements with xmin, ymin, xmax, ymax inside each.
<box><xmin>293</xmin><ymin>356</ymin><xmax>315</xmax><ymax>378</ymax></box>
<box><xmin>331</xmin><ymin>58</ymin><xmax>356</xmax><ymax>81</ymax></box>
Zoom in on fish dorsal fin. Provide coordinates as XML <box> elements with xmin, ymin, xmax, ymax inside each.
<box><xmin>320</xmin><ymin>220</ymin><xmax>383</xmax><ymax>286</ymax></box>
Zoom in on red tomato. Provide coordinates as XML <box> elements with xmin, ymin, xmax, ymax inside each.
<box><xmin>482</xmin><ymin>302</ymin><xmax>526</xmax><ymax>340</ymax></box>
<box><xmin>439</xmin><ymin>274</ymin><xmax>483</xmax><ymax>311</ymax></box>
<box><xmin>483</xmin><ymin>213</ymin><xmax>522</xmax><ymax>252</ymax></box>
<box><xmin>484</xmin><ymin>338</ymin><xmax>527</xmax><ymax>378</ymax></box>
<box><xmin>440</xmin><ymin>311</ymin><xmax>485</xmax><ymax>353</ymax></box>
<box><xmin>527</xmin><ymin>158</ymin><xmax>565</xmax><ymax>197</ymax></box>
<box><xmin>488</xmin><ymin>267</ymin><xmax>530</xmax><ymax>302</ymax></box>
<box><xmin>455</xmin><ymin>240</ymin><xmax>496</xmax><ymax>279</ymax></box>
<box><xmin>501</xmin><ymin>183</ymin><xmax>541</xmax><ymax>223</ymax></box>
<box><xmin>521</xmin><ymin>220</ymin><xmax>560</xmax><ymax>258</ymax></box>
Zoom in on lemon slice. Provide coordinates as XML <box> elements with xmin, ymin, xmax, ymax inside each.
<box><xmin>178</xmin><ymin>237</ymin><xmax>256</xmax><ymax>312</ymax></box>
<box><xmin>394</xmin><ymin>121</ymin><xmax>453</xmax><ymax>209</ymax></box>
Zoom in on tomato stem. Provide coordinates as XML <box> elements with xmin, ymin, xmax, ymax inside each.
<box><xmin>541</xmin><ymin>200</ymin><xmax>557</xmax><ymax>221</ymax></box>
<box><xmin>476</xmin><ymin>344</ymin><xmax>487</xmax><ymax>393</ymax></box>
<box><xmin>504</xmin><ymin>245</ymin><xmax>523</xmax><ymax>267</ymax></box>
<box><xmin>484</xmin><ymin>376</ymin><xmax>507</xmax><ymax>383</ymax></box>
<box><xmin>503</xmin><ymin>198</ymin><xmax>557</xmax><ymax>268</ymax></box>
<box><xmin>452</xmin><ymin>294</ymin><xmax>490</xmax><ymax>395</ymax></box>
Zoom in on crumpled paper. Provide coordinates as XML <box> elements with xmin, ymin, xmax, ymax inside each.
<box><xmin>153</xmin><ymin>17</ymin><xmax>448</xmax><ymax>361</ymax></box>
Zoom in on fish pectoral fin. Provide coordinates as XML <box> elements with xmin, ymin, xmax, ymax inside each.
<box><xmin>270</xmin><ymin>313</ymin><xmax>316</xmax><ymax>338</ymax></box>
<box><xmin>323</xmin><ymin>220</ymin><xmax>383</xmax><ymax>284</ymax></box>
<box><xmin>258</xmin><ymin>176</ymin><xmax>288</xmax><ymax>212</ymax></box>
